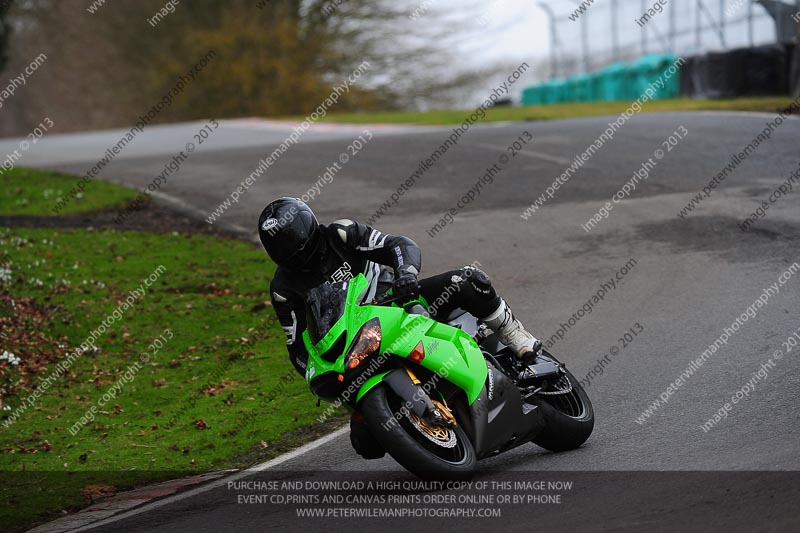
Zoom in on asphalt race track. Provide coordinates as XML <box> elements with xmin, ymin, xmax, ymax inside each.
<box><xmin>4</xmin><ymin>112</ymin><xmax>799</xmax><ymax>532</ymax></box>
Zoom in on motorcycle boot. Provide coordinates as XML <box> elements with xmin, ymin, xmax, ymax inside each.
<box><xmin>481</xmin><ymin>299</ymin><xmax>542</xmax><ymax>364</ymax></box>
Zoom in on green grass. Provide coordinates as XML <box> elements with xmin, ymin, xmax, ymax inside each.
<box><xmin>0</xmin><ymin>226</ymin><xmax>342</xmax><ymax>531</ymax></box>
<box><xmin>302</xmin><ymin>97</ymin><xmax>798</xmax><ymax>125</ymax></box>
<box><xmin>0</xmin><ymin>167</ymin><xmax>140</xmax><ymax>216</ymax></box>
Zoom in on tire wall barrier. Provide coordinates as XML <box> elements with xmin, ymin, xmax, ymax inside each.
<box><xmin>789</xmin><ymin>44</ymin><xmax>800</xmax><ymax>98</ymax></box>
<box><xmin>521</xmin><ymin>45</ymin><xmax>795</xmax><ymax>105</ymax></box>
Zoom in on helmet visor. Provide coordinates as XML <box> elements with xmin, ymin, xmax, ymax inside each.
<box><xmin>267</xmin><ymin>226</ymin><xmax>321</xmax><ymax>271</ymax></box>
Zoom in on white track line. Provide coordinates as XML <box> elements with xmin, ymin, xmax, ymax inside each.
<box><xmin>464</xmin><ymin>141</ymin><xmax>575</xmax><ymax>166</ymax></box>
<box><xmin>71</xmin><ymin>426</ymin><xmax>349</xmax><ymax>532</ymax></box>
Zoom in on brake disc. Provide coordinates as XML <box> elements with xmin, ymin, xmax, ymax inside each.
<box><xmin>407</xmin><ymin>412</ymin><xmax>458</xmax><ymax>448</ymax></box>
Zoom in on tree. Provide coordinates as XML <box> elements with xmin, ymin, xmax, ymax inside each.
<box><xmin>0</xmin><ymin>0</ymin><xmax>502</xmax><ymax>135</ymax></box>
<box><xmin>0</xmin><ymin>0</ymin><xmax>11</xmax><ymax>75</ymax></box>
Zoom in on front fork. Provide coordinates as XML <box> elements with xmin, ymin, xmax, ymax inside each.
<box><xmin>383</xmin><ymin>366</ymin><xmax>456</xmax><ymax>428</ymax></box>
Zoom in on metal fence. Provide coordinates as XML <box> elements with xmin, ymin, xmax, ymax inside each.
<box><xmin>537</xmin><ymin>0</ymin><xmax>799</xmax><ymax>78</ymax></box>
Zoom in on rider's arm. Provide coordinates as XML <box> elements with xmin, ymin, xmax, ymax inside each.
<box><xmin>329</xmin><ymin>219</ymin><xmax>422</xmax><ymax>277</ymax></box>
<box><xmin>270</xmin><ymin>282</ymin><xmax>308</xmax><ymax>377</ymax></box>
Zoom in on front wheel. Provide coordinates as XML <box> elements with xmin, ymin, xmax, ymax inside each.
<box><xmin>528</xmin><ymin>352</ymin><xmax>594</xmax><ymax>452</ymax></box>
<box><xmin>360</xmin><ymin>384</ymin><xmax>476</xmax><ymax>480</ymax></box>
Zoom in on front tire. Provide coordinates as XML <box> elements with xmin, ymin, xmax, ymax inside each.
<box><xmin>360</xmin><ymin>384</ymin><xmax>476</xmax><ymax>480</ymax></box>
<box><xmin>529</xmin><ymin>353</ymin><xmax>594</xmax><ymax>452</ymax></box>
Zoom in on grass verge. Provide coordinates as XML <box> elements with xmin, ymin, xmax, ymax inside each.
<box><xmin>0</xmin><ymin>225</ymin><xmax>344</xmax><ymax>531</ymax></box>
<box><xmin>0</xmin><ymin>167</ymin><xmax>140</xmax><ymax>216</ymax></box>
<box><xmin>302</xmin><ymin>97</ymin><xmax>798</xmax><ymax>125</ymax></box>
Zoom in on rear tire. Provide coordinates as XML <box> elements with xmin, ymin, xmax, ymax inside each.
<box><xmin>360</xmin><ymin>384</ymin><xmax>476</xmax><ymax>480</ymax></box>
<box><xmin>529</xmin><ymin>354</ymin><xmax>594</xmax><ymax>452</ymax></box>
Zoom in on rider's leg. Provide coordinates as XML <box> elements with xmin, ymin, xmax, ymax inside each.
<box><xmin>418</xmin><ymin>267</ymin><xmax>498</xmax><ymax>319</ymax></box>
<box><xmin>418</xmin><ymin>265</ymin><xmax>541</xmax><ymax>360</ymax></box>
<box><xmin>480</xmin><ymin>298</ymin><xmax>542</xmax><ymax>361</ymax></box>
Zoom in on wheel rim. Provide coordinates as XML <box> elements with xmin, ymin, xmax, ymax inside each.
<box><xmin>542</xmin><ymin>383</ymin><xmax>587</xmax><ymax>419</ymax></box>
<box><xmin>387</xmin><ymin>393</ymin><xmax>470</xmax><ymax>466</ymax></box>
<box><xmin>406</xmin><ymin>399</ymin><xmax>458</xmax><ymax>448</ymax></box>
<box><xmin>536</xmin><ymin>355</ymin><xmax>588</xmax><ymax>419</ymax></box>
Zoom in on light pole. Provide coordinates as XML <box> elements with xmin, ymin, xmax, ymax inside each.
<box><xmin>537</xmin><ymin>2</ymin><xmax>560</xmax><ymax>78</ymax></box>
<box><xmin>669</xmin><ymin>0</ymin><xmax>676</xmax><ymax>51</ymax></box>
<box><xmin>641</xmin><ymin>0</ymin><xmax>649</xmax><ymax>54</ymax></box>
<box><xmin>611</xmin><ymin>0</ymin><xmax>620</xmax><ymax>62</ymax></box>
<box><xmin>566</xmin><ymin>0</ymin><xmax>591</xmax><ymax>73</ymax></box>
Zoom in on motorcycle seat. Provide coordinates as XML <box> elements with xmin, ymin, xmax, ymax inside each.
<box><xmin>443</xmin><ymin>308</ymin><xmax>467</xmax><ymax>322</ymax></box>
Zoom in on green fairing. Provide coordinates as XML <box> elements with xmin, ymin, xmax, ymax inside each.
<box><xmin>303</xmin><ymin>274</ymin><xmax>488</xmax><ymax>405</ymax></box>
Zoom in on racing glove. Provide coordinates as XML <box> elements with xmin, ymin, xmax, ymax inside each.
<box><xmin>392</xmin><ymin>266</ymin><xmax>419</xmax><ymax>302</ymax></box>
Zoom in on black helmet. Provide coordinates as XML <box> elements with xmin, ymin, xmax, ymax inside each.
<box><xmin>258</xmin><ymin>198</ymin><xmax>322</xmax><ymax>270</ymax></box>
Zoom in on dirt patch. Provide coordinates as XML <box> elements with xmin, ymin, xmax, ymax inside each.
<box><xmin>0</xmin><ymin>198</ymin><xmax>244</xmax><ymax>240</ymax></box>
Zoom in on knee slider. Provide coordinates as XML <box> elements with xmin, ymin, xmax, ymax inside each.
<box><xmin>462</xmin><ymin>265</ymin><xmax>493</xmax><ymax>298</ymax></box>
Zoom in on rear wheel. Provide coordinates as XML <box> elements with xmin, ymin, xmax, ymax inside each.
<box><xmin>360</xmin><ymin>384</ymin><xmax>476</xmax><ymax>480</ymax></box>
<box><xmin>528</xmin><ymin>352</ymin><xmax>594</xmax><ymax>452</ymax></box>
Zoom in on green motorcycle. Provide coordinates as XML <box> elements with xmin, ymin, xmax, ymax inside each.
<box><xmin>303</xmin><ymin>273</ymin><xmax>594</xmax><ymax>480</ymax></box>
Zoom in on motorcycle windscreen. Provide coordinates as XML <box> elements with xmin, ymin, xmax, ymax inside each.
<box><xmin>305</xmin><ymin>280</ymin><xmax>348</xmax><ymax>345</ymax></box>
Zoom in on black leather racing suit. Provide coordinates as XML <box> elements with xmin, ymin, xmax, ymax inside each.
<box><xmin>269</xmin><ymin>219</ymin><xmax>501</xmax><ymax>376</ymax></box>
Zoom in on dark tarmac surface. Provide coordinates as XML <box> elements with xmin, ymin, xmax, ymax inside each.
<box><xmin>6</xmin><ymin>112</ymin><xmax>798</xmax><ymax>532</ymax></box>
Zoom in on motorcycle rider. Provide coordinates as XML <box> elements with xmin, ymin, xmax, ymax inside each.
<box><xmin>258</xmin><ymin>197</ymin><xmax>543</xmax><ymax>380</ymax></box>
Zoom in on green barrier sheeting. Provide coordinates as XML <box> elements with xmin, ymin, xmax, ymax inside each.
<box><xmin>521</xmin><ymin>54</ymin><xmax>679</xmax><ymax>105</ymax></box>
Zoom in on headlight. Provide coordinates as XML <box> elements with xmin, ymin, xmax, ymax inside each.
<box><xmin>345</xmin><ymin>318</ymin><xmax>381</xmax><ymax>371</ymax></box>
